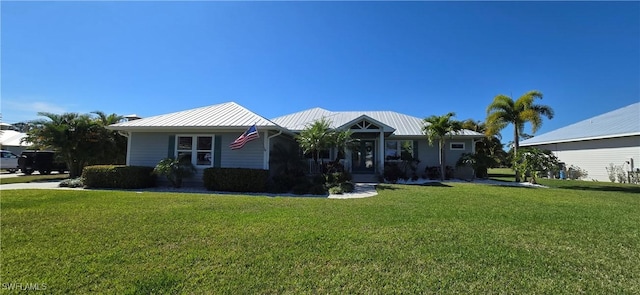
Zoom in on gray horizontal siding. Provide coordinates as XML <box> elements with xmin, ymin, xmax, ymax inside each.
<box><xmin>219</xmin><ymin>133</ymin><xmax>266</xmax><ymax>169</ymax></box>
<box><xmin>128</xmin><ymin>132</ymin><xmax>268</xmax><ymax>185</ymax></box>
<box><xmin>128</xmin><ymin>132</ymin><xmax>171</xmax><ymax>167</ymax></box>
<box><xmin>394</xmin><ymin>138</ymin><xmax>475</xmax><ymax>178</ymax></box>
<box><xmin>534</xmin><ymin>136</ymin><xmax>640</xmax><ymax>182</ymax></box>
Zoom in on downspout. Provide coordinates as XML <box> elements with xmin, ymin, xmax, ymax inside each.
<box><xmin>264</xmin><ymin>130</ymin><xmax>283</xmax><ymax>170</ymax></box>
<box><xmin>379</xmin><ymin>130</ymin><xmax>384</xmax><ymax>175</ymax></box>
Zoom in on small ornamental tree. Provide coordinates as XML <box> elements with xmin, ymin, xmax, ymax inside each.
<box><xmin>513</xmin><ymin>147</ymin><xmax>559</xmax><ymax>184</ymax></box>
<box><xmin>153</xmin><ymin>156</ymin><xmax>196</xmax><ymax>188</ymax></box>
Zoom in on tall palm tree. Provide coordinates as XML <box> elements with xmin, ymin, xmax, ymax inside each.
<box><xmin>485</xmin><ymin>90</ymin><xmax>554</xmax><ymax>180</ymax></box>
<box><xmin>423</xmin><ymin>112</ymin><xmax>463</xmax><ymax>181</ymax></box>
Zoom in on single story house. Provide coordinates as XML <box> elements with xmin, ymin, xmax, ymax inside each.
<box><xmin>520</xmin><ymin>102</ymin><xmax>639</xmax><ymax>182</ymax></box>
<box><xmin>108</xmin><ymin>102</ymin><xmax>484</xmax><ymax>183</ymax></box>
<box><xmin>0</xmin><ymin>123</ymin><xmax>30</xmax><ymax>155</ymax></box>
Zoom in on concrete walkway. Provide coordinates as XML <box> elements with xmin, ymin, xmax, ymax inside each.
<box><xmin>0</xmin><ymin>181</ymin><xmax>379</xmax><ymax>199</ymax></box>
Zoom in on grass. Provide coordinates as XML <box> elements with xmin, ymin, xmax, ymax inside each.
<box><xmin>0</xmin><ymin>173</ymin><xmax>69</xmax><ymax>185</ymax></box>
<box><xmin>488</xmin><ymin>168</ymin><xmax>640</xmax><ymax>193</ymax></box>
<box><xmin>1</xmin><ymin>184</ymin><xmax>639</xmax><ymax>294</ymax></box>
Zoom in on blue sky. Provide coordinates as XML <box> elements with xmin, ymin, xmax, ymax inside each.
<box><xmin>2</xmin><ymin>1</ymin><xmax>638</xmax><ymax>145</ymax></box>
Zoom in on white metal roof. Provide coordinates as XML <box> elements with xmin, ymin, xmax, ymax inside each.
<box><xmin>0</xmin><ymin>130</ymin><xmax>30</xmax><ymax>147</ymax></box>
<box><xmin>109</xmin><ymin>102</ymin><xmax>281</xmax><ymax>131</ymax></box>
<box><xmin>272</xmin><ymin>108</ymin><xmax>484</xmax><ymax>137</ymax></box>
<box><xmin>109</xmin><ymin>101</ymin><xmax>484</xmax><ymax>137</ymax></box>
<box><xmin>521</xmin><ymin>102</ymin><xmax>640</xmax><ymax>146</ymax></box>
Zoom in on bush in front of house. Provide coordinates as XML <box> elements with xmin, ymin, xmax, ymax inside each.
<box><xmin>328</xmin><ymin>186</ymin><xmax>343</xmax><ymax>195</ymax></box>
<box><xmin>203</xmin><ymin>168</ymin><xmax>269</xmax><ymax>192</ymax></box>
<box><xmin>383</xmin><ymin>162</ymin><xmax>403</xmax><ymax>183</ymax></box>
<box><xmin>82</xmin><ymin>165</ymin><xmax>156</xmax><ymax>189</ymax></box>
<box><xmin>309</xmin><ymin>184</ymin><xmax>328</xmax><ymax>195</ymax></box>
<box><xmin>340</xmin><ymin>181</ymin><xmax>355</xmax><ymax>193</ymax></box>
<box><xmin>291</xmin><ymin>182</ymin><xmax>312</xmax><ymax>195</ymax></box>
<box><xmin>59</xmin><ymin>177</ymin><xmax>84</xmax><ymax>188</ymax></box>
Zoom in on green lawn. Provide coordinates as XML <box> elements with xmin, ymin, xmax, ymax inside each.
<box><xmin>2</xmin><ymin>184</ymin><xmax>639</xmax><ymax>294</ymax></box>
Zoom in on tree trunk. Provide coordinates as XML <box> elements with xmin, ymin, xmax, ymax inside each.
<box><xmin>514</xmin><ymin>126</ymin><xmax>521</xmax><ymax>182</ymax></box>
<box><xmin>439</xmin><ymin>140</ymin><xmax>446</xmax><ymax>181</ymax></box>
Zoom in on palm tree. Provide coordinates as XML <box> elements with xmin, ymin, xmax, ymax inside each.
<box><xmin>423</xmin><ymin>112</ymin><xmax>463</xmax><ymax>181</ymax></box>
<box><xmin>485</xmin><ymin>90</ymin><xmax>554</xmax><ymax>181</ymax></box>
<box><xmin>295</xmin><ymin>117</ymin><xmax>333</xmax><ymax>172</ymax></box>
<box><xmin>92</xmin><ymin>111</ymin><xmax>127</xmax><ymax>164</ymax></box>
<box><xmin>25</xmin><ymin>112</ymin><xmax>101</xmax><ymax>177</ymax></box>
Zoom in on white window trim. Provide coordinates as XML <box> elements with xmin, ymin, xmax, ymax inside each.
<box><xmin>450</xmin><ymin>142</ymin><xmax>465</xmax><ymax>150</ymax></box>
<box><xmin>175</xmin><ymin>134</ymin><xmax>215</xmax><ymax>168</ymax></box>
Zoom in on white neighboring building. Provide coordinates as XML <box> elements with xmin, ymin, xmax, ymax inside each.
<box><xmin>0</xmin><ymin>123</ymin><xmax>30</xmax><ymax>155</ymax></box>
<box><xmin>520</xmin><ymin>102</ymin><xmax>639</xmax><ymax>182</ymax></box>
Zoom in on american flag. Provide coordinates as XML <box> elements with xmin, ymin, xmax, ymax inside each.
<box><xmin>229</xmin><ymin>124</ymin><xmax>260</xmax><ymax>150</ymax></box>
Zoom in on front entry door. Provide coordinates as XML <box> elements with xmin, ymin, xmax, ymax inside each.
<box><xmin>352</xmin><ymin>140</ymin><xmax>375</xmax><ymax>173</ymax></box>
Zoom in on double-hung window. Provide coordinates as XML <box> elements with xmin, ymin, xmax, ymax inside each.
<box><xmin>176</xmin><ymin>135</ymin><xmax>214</xmax><ymax>167</ymax></box>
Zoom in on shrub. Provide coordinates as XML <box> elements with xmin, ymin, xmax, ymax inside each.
<box><xmin>309</xmin><ymin>184</ymin><xmax>327</xmax><ymax>195</ymax></box>
<box><xmin>203</xmin><ymin>168</ymin><xmax>269</xmax><ymax>192</ymax></box>
<box><xmin>425</xmin><ymin>166</ymin><xmax>455</xmax><ymax>180</ymax></box>
<box><xmin>312</xmin><ymin>174</ymin><xmax>326</xmax><ymax>185</ymax></box>
<box><xmin>328</xmin><ymin>186</ymin><xmax>343</xmax><ymax>195</ymax></box>
<box><xmin>83</xmin><ymin>165</ymin><xmax>156</xmax><ymax>189</ymax></box>
<box><xmin>153</xmin><ymin>157</ymin><xmax>196</xmax><ymax>188</ymax></box>
<box><xmin>59</xmin><ymin>178</ymin><xmax>84</xmax><ymax>188</ymax></box>
<box><xmin>425</xmin><ymin>166</ymin><xmax>440</xmax><ymax>180</ymax></box>
<box><xmin>605</xmin><ymin>164</ymin><xmax>628</xmax><ymax>183</ymax></box>
<box><xmin>335</xmin><ymin>171</ymin><xmax>352</xmax><ymax>183</ymax></box>
<box><xmin>384</xmin><ymin>162</ymin><xmax>404</xmax><ymax>183</ymax></box>
<box><xmin>340</xmin><ymin>181</ymin><xmax>355</xmax><ymax>193</ymax></box>
<box><xmin>292</xmin><ymin>183</ymin><xmax>311</xmax><ymax>195</ymax></box>
<box><xmin>324</xmin><ymin>172</ymin><xmax>352</xmax><ymax>186</ymax></box>
<box><xmin>606</xmin><ymin>163</ymin><xmax>617</xmax><ymax>183</ymax></box>
<box><xmin>567</xmin><ymin>165</ymin><xmax>588</xmax><ymax>180</ymax></box>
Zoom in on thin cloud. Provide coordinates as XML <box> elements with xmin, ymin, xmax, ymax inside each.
<box><xmin>1</xmin><ymin>100</ymin><xmax>67</xmax><ymax>123</ymax></box>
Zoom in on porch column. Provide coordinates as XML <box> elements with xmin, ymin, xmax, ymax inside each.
<box><xmin>379</xmin><ymin>131</ymin><xmax>384</xmax><ymax>174</ymax></box>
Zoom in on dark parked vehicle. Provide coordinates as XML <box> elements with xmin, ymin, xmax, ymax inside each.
<box><xmin>18</xmin><ymin>150</ymin><xmax>68</xmax><ymax>175</ymax></box>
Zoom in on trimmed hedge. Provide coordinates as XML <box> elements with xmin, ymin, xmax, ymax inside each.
<box><xmin>203</xmin><ymin>168</ymin><xmax>269</xmax><ymax>192</ymax></box>
<box><xmin>82</xmin><ymin>165</ymin><xmax>156</xmax><ymax>189</ymax></box>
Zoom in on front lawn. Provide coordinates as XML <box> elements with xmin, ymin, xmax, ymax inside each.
<box><xmin>1</xmin><ymin>184</ymin><xmax>639</xmax><ymax>293</ymax></box>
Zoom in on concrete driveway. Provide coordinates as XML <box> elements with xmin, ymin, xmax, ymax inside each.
<box><xmin>0</xmin><ymin>171</ymin><xmax>66</xmax><ymax>179</ymax></box>
<box><xmin>0</xmin><ymin>181</ymin><xmax>66</xmax><ymax>190</ymax></box>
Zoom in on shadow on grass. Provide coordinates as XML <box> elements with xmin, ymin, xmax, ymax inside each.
<box><xmin>553</xmin><ymin>185</ymin><xmax>640</xmax><ymax>194</ymax></box>
<box><xmin>535</xmin><ymin>179</ymin><xmax>640</xmax><ymax>194</ymax></box>
<box><xmin>419</xmin><ymin>182</ymin><xmax>452</xmax><ymax>188</ymax></box>
<box><xmin>376</xmin><ymin>184</ymin><xmax>401</xmax><ymax>191</ymax></box>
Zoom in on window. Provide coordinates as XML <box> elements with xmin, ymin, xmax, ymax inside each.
<box><xmin>1</xmin><ymin>151</ymin><xmax>17</xmax><ymax>159</ymax></box>
<box><xmin>176</xmin><ymin>135</ymin><xmax>214</xmax><ymax>167</ymax></box>
<box><xmin>385</xmin><ymin>140</ymin><xmax>413</xmax><ymax>161</ymax></box>
<box><xmin>450</xmin><ymin>142</ymin><xmax>465</xmax><ymax>150</ymax></box>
